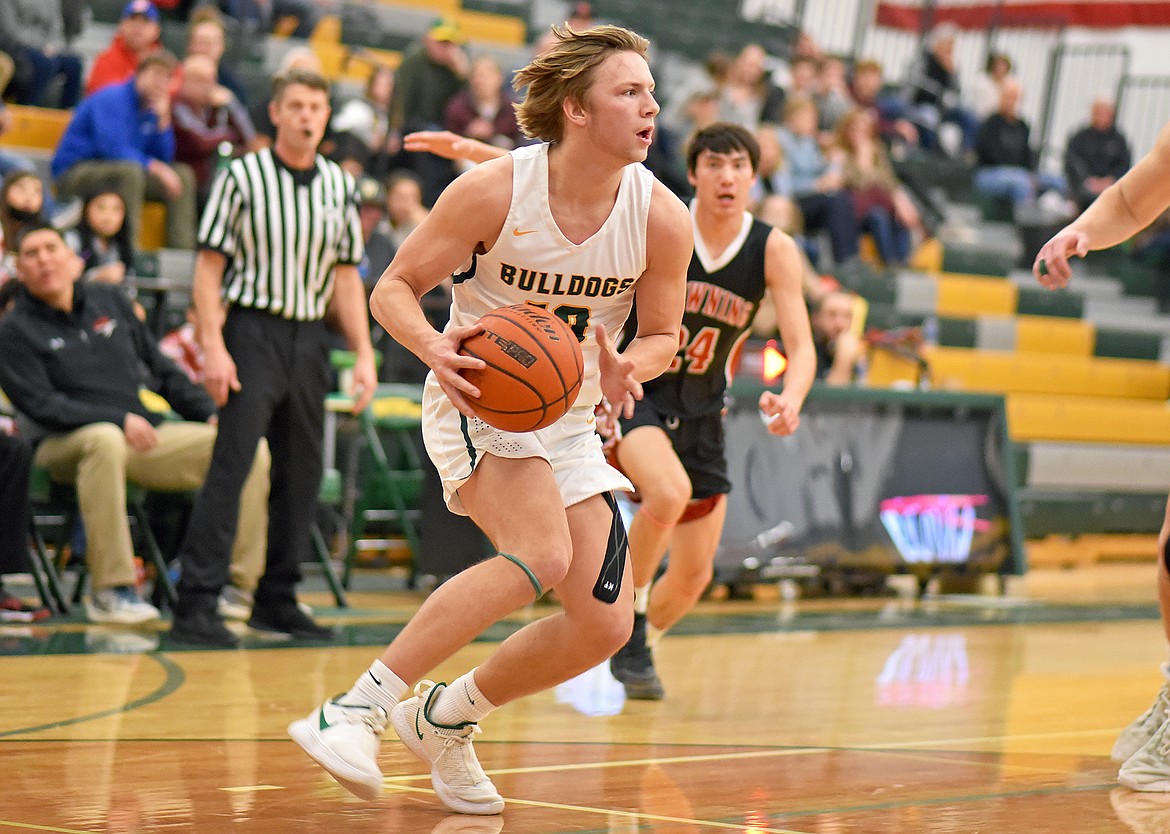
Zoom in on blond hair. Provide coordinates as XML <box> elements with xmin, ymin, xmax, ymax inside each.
<box><xmin>513</xmin><ymin>24</ymin><xmax>650</xmax><ymax>143</ymax></box>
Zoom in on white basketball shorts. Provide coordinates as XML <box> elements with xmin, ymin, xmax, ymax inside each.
<box><xmin>420</xmin><ymin>375</ymin><xmax>633</xmax><ymax>516</ymax></box>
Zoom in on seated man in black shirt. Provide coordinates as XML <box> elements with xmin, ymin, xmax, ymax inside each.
<box><xmin>1064</xmin><ymin>98</ymin><xmax>1131</xmax><ymax>214</ymax></box>
<box><xmin>0</xmin><ymin>224</ymin><xmax>269</xmax><ymax>625</ymax></box>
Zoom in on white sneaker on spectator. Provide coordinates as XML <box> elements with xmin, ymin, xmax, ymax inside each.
<box><xmin>1120</xmin><ymin>709</ymin><xmax>1170</xmax><ymax>792</ymax></box>
<box><xmin>391</xmin><ymin>681</ymin><xmax>504</xmax><ymax>815</ymax></box>
<box><xmin>217</xmin><ymin>586</ymin><xmax>254</xmax><ymax>621</ymax></box>
<box><xmin>85</xmin><ymin>586</ymin><xmax>161</xmax><ymax>624</ymax></box>
<box><xmin>1115</xmin><ymin>683</ymin><xmax>1170</xmax><ymax>762</ymax></box>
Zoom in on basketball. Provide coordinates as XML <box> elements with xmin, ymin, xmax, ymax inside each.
<box><xmin>459</xmin><ymin>304</ymin><xmax>584</xmax><ymax>432</ymax></box>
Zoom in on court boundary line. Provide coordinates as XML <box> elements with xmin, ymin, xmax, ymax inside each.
<box><xmin>0</xmin><ymin>654</ymin><xmax>184</xmax><ymax>738</ymax></box>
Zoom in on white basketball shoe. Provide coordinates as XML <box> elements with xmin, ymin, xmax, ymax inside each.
<box><xmin>390</xmin><ymin>680</ymin><xmax>504</xmax><ymax>815</ymax></box>
<box><xmin>288</xmin><ymin>696</ymin><xmax>388</xmax><ymax>800</ymax></box>
<box><xmin>1115</xmin><ymin>681</ymin><xmax>1170</xmax><ymax>763</ymax></box>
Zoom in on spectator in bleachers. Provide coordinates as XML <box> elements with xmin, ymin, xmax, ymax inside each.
<box><xmin>0</xmin><ymin>0</ymin><xmax>83</xmax><ymax>109</ymax></box>
<box><xmin>973</xmin><ymin>78</ymin><xmax>1065</xmax><ymax>210</ymax></box>
<box><xmin>355</xmin><ymin>176</ymin><xmax>393</xmax><ymax>289</ymax></box>
<box><xmin>53</xmin><ymin>52</ymin><xmax>199</xmax><ymax>250</ymax></box>
<box><xmin>391</xmin><ymin>18</ymin><xmax>470</xmax><ymax>206</ymax></box>
<box><xmin>0</xmin><ymin>223</ymin><xmax>270</xmax><ymax>624</ymax></box>
<box><xmin>718</xmin><ymin>43</ymin><xmax>785</xmax><ymax>131</ymax></box>
<box><xmin>70</xmin><ymin>188</ymin><xmax>135</xmax><ymax>286</ymax></box>
<box><xmin>969</xmin><ymin>52</ymin><xmax>1014</xmax><ymax>120</ymax></box>
<box><xmin>902</xmin><ymin>22</ymin><xmax>979</xmax><ymax>156</ymax></box>
<box><xmin>330</xmin><ymin>65</ymin><xmax>397</xmax><ymax>181</ymax></box>
<box><xmin>776</xmin><ymin>97</ymin><xmax>860</xmax><ymax>267</ymax></box>
<box><xmin>382</xmin><ymin>170</ymin><xmax>428</xmax><ymax>252</ymax></box>
<box><xmin>567</xmin><ymin>1</ymin><xmax>594</xmax><ymax>30</ymax></box>
<box><xmin>810</xmin><ymin>289</ymin><xmax>865</xmax><ymax>385</ymax></box>
<box><xmin>1064</xmin><ymin>97</ymin><xmax>1131</xmax><ymax>214</ymax></box>
<box><xmin>86</xmin><ymin>0</ymin><xmax>163</xmax><ymax>96</ymax></box>
<box><xmin>444</xmin><ymin>56</ymin><xmax>522</xmax><ymax>168</ymax></box>
<box><xmin>836</xmin><ymin>108</ymin><xmax>922</xmax><ymax>268</ymax></box>
<box><xmin>172</xmin><ymin>53</ymin><xmax>257</xmax><ymax>205</ymax></box>
<box><xmin>786</xmin><ymin>55</ymin><xmax>819</xmax><ymax>102</ymax></box>
<box><xmin>850</xmin><ymin>58</ymin><xmax>918</xmax><ymax>151</ymax></box>
<box><xmin>184</xmin><ymin>7</ymin><xmax>248</xmax><ymax>107</ymax></box>
<box><xmin>815</xmin><ymin>55</ymin><xmax>852</xmax><ymax>136</ymax></box>
<box><xmin>0</xmin><ymin>170</ymin><xmax>53</xmax><ymax>285</ymax></box>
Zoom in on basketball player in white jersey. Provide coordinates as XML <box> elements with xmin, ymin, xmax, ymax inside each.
<box><xmin>288</xmin><ymin>25</ymin><xmax>694</xmax><ymax>815</ymax></box>
<box><xmin>1036</xmin><ymin>117</ymin><xmax>1170</xmax><ymax>793</ymax></box>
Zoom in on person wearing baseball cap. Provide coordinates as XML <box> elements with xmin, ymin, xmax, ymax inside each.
<box><xmin>86</xmin><ymin>0</ymin><xmax>163</xmax><ymax>95</ymax></box>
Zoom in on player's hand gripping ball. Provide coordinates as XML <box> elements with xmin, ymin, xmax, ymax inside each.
<box><xmin>459</xmin><ymin>304</ymin><xmax>584</xmax><ymax>432</ymax></box>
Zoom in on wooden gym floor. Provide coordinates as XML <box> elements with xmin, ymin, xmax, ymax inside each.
<box><xmin>1</xmin><ymin>562</ymin><xmax>1167</xmax><ymax>833</ymax></box>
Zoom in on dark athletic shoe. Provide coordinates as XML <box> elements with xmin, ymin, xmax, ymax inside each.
<box><xmin>609</xmin><ymin>612</ymin><xmax>664</xmax><ymax>700</ymax></box>
<box><xmin>249</xmin><ymin>603</ymin><xmax>334</xmax><ymax>641</ymax></box>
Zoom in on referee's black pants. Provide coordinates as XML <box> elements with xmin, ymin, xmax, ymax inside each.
<box><xmin>176</xmin><ymin>307</ymin><xmax>331</xmax><ymax>612</ymax></box>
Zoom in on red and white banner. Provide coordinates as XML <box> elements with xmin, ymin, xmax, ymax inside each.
<box><xmin>876</xmin><ymin>1</ymin><xmax>1170</xmax><ymax>29</ymax></box>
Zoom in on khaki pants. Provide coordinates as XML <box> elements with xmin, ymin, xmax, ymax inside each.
<box><xmin>56</xmin><ymin>160</ymin><xmax>198</xmax><ymax>250</ymax></box>
<box><xmin>35</xmin><ymin>421</ymin><xmax>269</xmax><ymax>592</ymax></box>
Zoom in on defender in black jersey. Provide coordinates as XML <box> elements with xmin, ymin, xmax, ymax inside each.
<box><xmin>608</xmin><ymin>123</ymin><xmax>816</xmax><ymax>699</ymax></box>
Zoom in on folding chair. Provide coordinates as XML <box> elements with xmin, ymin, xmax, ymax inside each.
<box><xmin>28</xmin><ymin>466</ymin><xmax>180</xmax><ymax>611</ymax></box>
<box><xmin>342</xmin><ymin>395</ymin><xmax>424</xmax><ymax>589</ymax></box>
<box><xmin>310</xmin><ymin>467</ymin><xmax>349</xmax><ymax>608</ymax></box>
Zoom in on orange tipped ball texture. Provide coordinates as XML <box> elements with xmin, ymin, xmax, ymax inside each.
<box><xmin>459</xmin><ymin>305</ymin><xmax>584</xmax><ymax>432</ymax></box>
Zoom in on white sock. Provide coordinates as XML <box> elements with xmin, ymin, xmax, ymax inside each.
<box><xmin>344</xmin><ymin>660</ymin><xmax>406</xmax><ymax>715</ymax></box>
<box><xmin>633</xmin><ymin>583</ymin><xmax>651</xmax><ymax>615</ymax></box>
<box><xmin>646</xmin><ymin>622</ymin><xmax>665</xmax><ymax>648</ymax></box>
<box><xmin>429</xmin><ymin>669</ymin><xmax>497</xmax><ymax>726</ymax></box>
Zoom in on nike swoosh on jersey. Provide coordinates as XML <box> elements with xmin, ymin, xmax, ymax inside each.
<box><xmin>512</xmin><ymin>228</ymin><xmax>538</xmax><ymax>236</ymax></box>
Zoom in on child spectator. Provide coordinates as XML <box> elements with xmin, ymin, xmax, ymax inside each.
<box><xmin>72</xmin><ymin>189</ymin><xmax>135</xmax><ymax>286</ymax></box>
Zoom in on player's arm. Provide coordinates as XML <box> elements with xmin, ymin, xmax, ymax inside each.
<box><xmin>595</xmin><ymin>182</ymin><xmax>691</xmax><ymax>425</ymax></box>
<box><xmin>403</xmin><ymin>130</ymin><xmax>507</xmax><ymax>164</ymax></box>
<box><xmin>619</xmin><ymin>182</ymin><xmax>692</xmax><ymax>371</ymax></box>
<box><xmin>369</xmin><ymin>158</ymin><xmax>511</xmax><ymax>416</ymax></box>
<box><xmin>1036</xmin><ymin>117</ymin><xmax>1170</xmax><ymax>288</ymax></box>
<box><xmin>759</xmin><ymin>229</ymin><xmax>815</xmax><ymax>436</ymax></box>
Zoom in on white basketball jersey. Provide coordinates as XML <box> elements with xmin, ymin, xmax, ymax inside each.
<box><xmin>449</xmin><ymin>142</ymin><xmax>653</xmax><ymax>408</ymax></box>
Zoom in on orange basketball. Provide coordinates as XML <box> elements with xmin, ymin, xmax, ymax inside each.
<box><xmin>459</xmin><ymin>304</ymin><xmax>584</xmax><ymax>432</ymax></box>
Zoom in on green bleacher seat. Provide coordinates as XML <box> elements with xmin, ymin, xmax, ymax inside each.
<box><xmin>1094</xmin><ymin>328</ymin><xmax>1163</xmax><ymax>361</ymax></box>
<box><xmin>938</xmin><ymin>316</ymin><xmax>978</xmax><ymax>348</ymax></box>
<box><xmin>1016</xmin><ymin>286</ymin><xmax>1084</xmax><ymax>318</ymax></box>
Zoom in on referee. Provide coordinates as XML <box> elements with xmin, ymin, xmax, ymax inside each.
<box><xmin>170</xmin><ymin>69</ymin><xmax>377</xmax><ymax>647</ymax></box>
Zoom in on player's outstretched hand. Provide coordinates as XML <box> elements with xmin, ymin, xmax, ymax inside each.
<box><xmin>759</xmin><ymin>390</ymin><xmax>801</xmax><ymax>436</ymax></box>
<box><xmin>403</xmin><ymin>130</ymin><xmax>503</xmax><ymax>164</ymax></box>
<box><xmin>426</xmin><ymin>321</ymin><xmax>486</xmax><ymax>418</ymax></box>
<box><xmin>1034</xmin><ymin>228</ymin><xmax>1090</xmax><ymax>290</ymax></box>
<box><xmin>595</xmin><ymin>323</ymin><xmax>640</xmax><ymax>422</ymax></box>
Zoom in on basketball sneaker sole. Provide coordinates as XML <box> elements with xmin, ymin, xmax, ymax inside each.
<box><xmin>288</xmin><ymin>716</ymin><xmax>383</xmax><ymax>801</ymax></box>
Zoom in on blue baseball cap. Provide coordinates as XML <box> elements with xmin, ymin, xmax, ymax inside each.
<box><xmin>122</xmin><ymin>0</ymin><xmax>160</xmax><ymax>23</ymax></box>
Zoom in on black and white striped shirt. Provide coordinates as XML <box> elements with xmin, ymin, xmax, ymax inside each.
<box><xmin>198</xmin><ymin>148</ymin><xmax>364</xmax><ymax>321</ymax></box>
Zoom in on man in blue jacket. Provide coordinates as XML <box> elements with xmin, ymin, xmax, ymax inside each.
<box><xmin>0</xmin><ymin>224</ymin><xmax>269</xmax><ymax>625</ymax></box>
<box><xmin>52</xmin><ymin>51</ymin><xmax>196</xmax><ymax>249</ymax></box>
